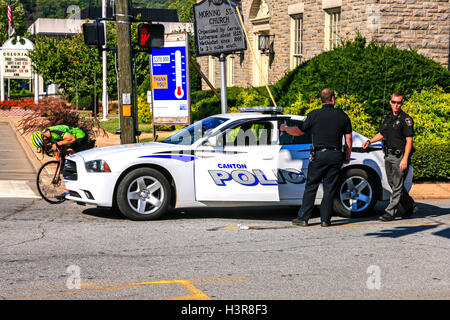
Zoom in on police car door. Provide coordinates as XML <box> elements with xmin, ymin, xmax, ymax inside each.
<box><xmin>277</xmin><ymin>118</ymin><xmax>314</xmax><ymax>201</ymax></box>
<box><xmin>194</xmin><ymin>119</ymin><xmax>280</xmax><ymax>202</ymax></box>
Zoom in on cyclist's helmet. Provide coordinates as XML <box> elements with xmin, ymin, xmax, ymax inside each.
<box><xmin>31</xmin><ymin>131</ymin><xmax>44</xmax><ymax>152</ymax></box>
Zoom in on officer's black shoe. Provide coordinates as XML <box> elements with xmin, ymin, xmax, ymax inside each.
<box><xmin>401</xmin><ymin>205</ymin><xmax>419</xmax><ymax>219</ymax></box>
<box><xmin>321</xmin><ymin>221</ymin><xmax>331</xmax><ymax>227</ymax></box>
<box><xmin>379</xmin><ymin>213</ymin><xmax>395</xmax><ymax>221</ymax></box>
<box><xmin>292</xmin><ymin>218</ymin><xmax>308</xmax><ymax>227</ymax></box>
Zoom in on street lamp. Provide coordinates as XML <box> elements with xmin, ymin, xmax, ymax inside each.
<box><xmin>258</xmin><ymin>34</ymin><xmax>275</xmax><ymax>54</ymax></box>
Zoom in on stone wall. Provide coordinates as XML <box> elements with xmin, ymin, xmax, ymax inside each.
<box><xmin>198</xmin><ymin>0</ymin><xmax>449</xmax><ymax>90</ymax></box>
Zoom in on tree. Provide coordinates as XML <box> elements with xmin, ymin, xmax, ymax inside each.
<box><xmin>134</xmin><ymin>0</ymin><xmax>169</xmax><ymax>9</ymax></box>
<box><xmin>29</xmin><ymin>20</ymin><xmax>152</xmax><ymax>106</ymax></box>
<box><xmin>0</xmin><ymin>0</ymin><xmax>26</xmax><ymax>45</ymax></box>
<box><xmin>168</xmin><ymin>0</ymin><xmax>196</xmax><ymax>23</ymax></box>
<box><xmin>29</xmin><ymin>35</ymin><xmax>101</xmax><ymax>103</ymax></box>
<box><xmin>168</xmin><ymin>0</ymin><xmax>202</xmax><ymax>92</ymax></box>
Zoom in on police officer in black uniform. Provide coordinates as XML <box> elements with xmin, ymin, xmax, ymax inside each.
<box><xmin>362</xmin><ymin>93</ymin><xmax>418</xmax><ymax>220</ymax></box>
<box><xmin>281</xmin><ymin>88</ymin><xmax>352</xmax><ymax>227</ymax></box>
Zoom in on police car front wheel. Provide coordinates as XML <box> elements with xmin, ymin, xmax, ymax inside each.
<box><xmin>116</xmin><ymin>168</ymin><xmax>171</xmax><ymax>221</ymax></box>
<box><xmin>333</xmin><ymin>168</ymin><xmax>377</xmax><ymax>218</ymax></box>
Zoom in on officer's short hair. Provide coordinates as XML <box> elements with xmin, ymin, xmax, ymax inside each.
<box><xmin>391</xmin><ymin>92</ymin><xmax>403</xmax><ymax>101</ymax></box>
<box><xmin>320</xmin><ymin>88</ymin><xmax>335</xmax><ymax>103</ymax></box>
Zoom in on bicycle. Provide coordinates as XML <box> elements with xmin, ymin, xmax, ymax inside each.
<box><xmin>36</xmin><ymin>138</ymin><xmax>96</xmax><ymax>204</ymax></box>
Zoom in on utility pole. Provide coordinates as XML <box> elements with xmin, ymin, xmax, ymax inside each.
<box><xmin>116</xmin><ymin>0</ymin><xmax>135</xmax><ymax>144</ymax></box>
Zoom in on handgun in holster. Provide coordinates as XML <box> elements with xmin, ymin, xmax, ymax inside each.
<box><xmin>382</xmin><ymin>140</ymin><xmax>387</xmax><ymax>156</ymax></box>
<box><xmin>309</xmin><ymin>145</ymin><xmax>316</xmax><ymax>161</ymax></box>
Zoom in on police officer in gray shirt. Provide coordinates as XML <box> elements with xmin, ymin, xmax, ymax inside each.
<box><xmin>362</xmin><ymin>93</ymin><xmax>418</xmax><ymax>220</ymax></box>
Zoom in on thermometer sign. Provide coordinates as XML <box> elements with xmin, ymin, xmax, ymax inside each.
<box><xmin>150</xmin><ymin>35</ymin><xmax>190</xmax><ymax>125</ymax></box>
<box><xmin>174</xmin><ymin>50</ymin><xmax>184</xmax><ymax>99</ymax></box>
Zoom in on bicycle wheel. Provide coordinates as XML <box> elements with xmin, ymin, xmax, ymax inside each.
<box><xmin>36</xmin><ymin>160</ymin><xmax>67</xmax><ymax>204</ymax></box>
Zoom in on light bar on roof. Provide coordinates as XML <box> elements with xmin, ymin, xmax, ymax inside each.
<box><xmin>238</xmin><ymin>106</ymin><xmax>284</xmax><ymax>113</ymax></box>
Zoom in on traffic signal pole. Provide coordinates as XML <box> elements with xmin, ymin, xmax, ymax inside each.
<box><xmin>101</xmin><ymin>0</ymin><xmax>109</xmax><ymax>122</ymax></box>
<box><xmin>116</xmin><ymin>0</ymin><xmax>136</xmax><ymax>144</ymax></box>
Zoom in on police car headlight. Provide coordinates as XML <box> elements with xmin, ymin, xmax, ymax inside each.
<box><xmin>85</xmin><ymin>160</ymin><xmax>111</xmax><ymax>173</ymax></box>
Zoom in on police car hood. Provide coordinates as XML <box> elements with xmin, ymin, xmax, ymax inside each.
<box><xmin>352</xmin><ymin>132</ymin><xmax>381</xmax><ymax>147</ymax></box>
<box><xmin>72</xmin><ymin>142</ymin><xmax>188</xmax><ymax>161</ymax></box>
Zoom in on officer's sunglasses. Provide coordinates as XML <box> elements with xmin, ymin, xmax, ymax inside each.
<box><xmin>390</xmin><ymin>100</ymin><xmax>403</xmax><ymax>105</ymax></box>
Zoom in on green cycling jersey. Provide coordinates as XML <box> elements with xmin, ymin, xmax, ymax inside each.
<box><xmin>44</xmin><ymin>125</ymin><xmax>85</xmax><ymax>145</ymax></box>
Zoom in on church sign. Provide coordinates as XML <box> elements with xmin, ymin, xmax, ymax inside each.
<box><xmin>193</xmin><ymin>0</ymin><xmax>247</xmax><ymax>57</ymax></box>
<box><xmin>2</xmin><ymin>49</ymin><xmax>32</xmax><ymax>79</ymax></box>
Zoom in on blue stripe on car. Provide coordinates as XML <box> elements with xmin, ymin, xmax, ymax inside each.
<box><xmin>139</xmin><ymin>154</ymin><xmax>197</xmax><ymax>162</ymax></box>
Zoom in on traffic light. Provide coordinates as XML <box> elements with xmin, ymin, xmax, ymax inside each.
<box><xmin>138</xmin><ymin>23</ymin><xmax>165</xmax><ymax>49</ymax></box>
<box><xmin>82</xmin><ymin>22</ymin><xmax>106</xmax><ymax>47</ymax></box>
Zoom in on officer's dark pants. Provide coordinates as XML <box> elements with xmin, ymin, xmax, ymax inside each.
<box><xmin>384</xmin><ymin>154</ymin><xmax>415</xmax><ymax>216</ymax></box>
<box><xmin>298</xmin><ymin>150</ymin><xmax>344</xmax><ymax>223</ymax></box>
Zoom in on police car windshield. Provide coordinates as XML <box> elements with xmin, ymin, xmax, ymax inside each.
<box><xmin>162</xmin><ymin>117</ymin><xmax>227</xmax><ymax>145</ymax></box>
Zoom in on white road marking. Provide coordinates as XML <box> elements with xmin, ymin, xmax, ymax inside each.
<box><xmin>0</xmin><ymin>180</ymin><xmax>40</xmax><ymax>198</ymax></box>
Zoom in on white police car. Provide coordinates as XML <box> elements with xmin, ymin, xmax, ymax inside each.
<box><xmin>63</xmin><ymin>107</ymin><xmax>413</xmax><ymax>221</ymax></box>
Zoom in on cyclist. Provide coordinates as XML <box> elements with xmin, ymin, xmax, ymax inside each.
<box><xmin>31</xmin><ymin>125</ymin><xmax>90</xmax><ymax>160</ymax></box>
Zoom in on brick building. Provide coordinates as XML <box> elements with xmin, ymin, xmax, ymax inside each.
<box><xmin>198</xmin><ymin>0</ymin><xmax>449</xmax><ymax>90</ymax></box>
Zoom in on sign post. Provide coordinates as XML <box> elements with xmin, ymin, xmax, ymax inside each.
<box><xmin>219</xmin><ymin>53</ymin><xmax>227</xmax><ymax>114</ymax></box>
<box><xmin>193</xmin><ymin>0</ymin><xmax>246</xmax><ymax>114</ymax></box>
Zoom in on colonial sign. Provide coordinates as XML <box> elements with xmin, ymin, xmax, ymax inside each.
<box><xmin>193</xmin><ymin>0</ymin><xmax>247</xmax><ymax>57</ymax></box>
<box><xmin>2</xmin><ymin>49</ymin><xmax>32</xmax><ymax>79</ymax></box>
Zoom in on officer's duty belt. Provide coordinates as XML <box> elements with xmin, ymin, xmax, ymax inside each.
<box><xmin>385</xmin><ymin>148</ymin><xmax>402</xmax><ymax>157</ymax></box>
<box><xmin>317</xmin><ymin>147</ymin><xmax>341</xmax><ymax>152</ymax></box>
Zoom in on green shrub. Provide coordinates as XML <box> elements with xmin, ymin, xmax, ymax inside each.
<box><xmin>283</xmin><ymin>92</ymin><xmax>321</xmax><ymax>115</ymax></box>
<box><xmin>71</xmin><ymin>95</ymin><xmax>93</xmax><ymax>110</ymax></box>
<box><xmin>274</xmin><ymin>35</ymin><xmax>450</xmax><ymax>124</ymax></box>
<box><xmin>137</xmin><ymin>92</ymin><xmax>152</xmax><ymax>124</ymax></box>
<box><xmin>284</xmin><ymin>92</ymin><xmax>377</xmax><ymax>138</ymax></box>
<box><xmin>191</xmin><ymin>95</ymin><xmax>221</xmax><ymax>122</ymax></box>
<box><xmin>17</xmin><ymin>97</ymin><xmax>106</xmax><ymax>139</ymax></box>
<box><xmin>336</xmin><ymin>94</ymin><xmax>378</xmax><ymax>138</ymax></box>
<box><xmin>403</xmin><ymin>86</ymin><xmax>450</xmax><ymax>145</ymax></box>
<box><xmin>411</xmin><ymin>142</ymin><xmax>450</xmax><ymax>181</ymax></box>
<box><xmin>235</xmin><ymin>87</ymin><xmax>271</xmax><ymax>108</ymax></box>
<box><xmin>190</xmin><ymin>86</ymin><xmax>274</xmax><ymax>121</ymax></box>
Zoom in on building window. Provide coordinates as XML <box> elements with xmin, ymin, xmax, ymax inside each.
<box><xmin>290</xmin><ymin>14</ymin><xmax>303</xmax><ymax>69</ymax></box>
<box><xmin>324</xmin><ymin>8</ymin><xmax>341</xmax><ymax>50</ymax></box>
<box><xmin>208</xmin><ymin>56</ymin><xmax>216</xmax><ymax>87</ymax></box>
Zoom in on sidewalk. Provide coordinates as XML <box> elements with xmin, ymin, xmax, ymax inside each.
<box><xmin>2</xmin><ymin>117</ymin><xmax>449</xmax><ymax>200</ymax></box>
<box><xmin>409</xmin><ymin>183</ymin><xmax>450</xmax><ymax>200</ymax></box>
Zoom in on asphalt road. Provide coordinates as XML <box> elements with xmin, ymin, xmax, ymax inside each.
<box><xmin>0</xmin><ymin>197</ymin><xmax>448</xmax><ymax>301</ymax></box>
<box><xmin>0</xmin><ymin>120</ymin><xmax>448</xmax><ymax>303</ymax></box>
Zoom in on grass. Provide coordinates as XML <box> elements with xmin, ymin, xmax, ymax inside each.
<box><xmin>95</xmin><ymin>114</ymin><xmax>153</xmax><ymax>135</ymax></box>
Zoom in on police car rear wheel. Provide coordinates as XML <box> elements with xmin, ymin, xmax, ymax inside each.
<box><xmin>333</xmin><ymin>169</ymin><xmax>377</xmax><ymax>218</ymax></box>
<box><xmin>117</xmin><ymin>168</ymin><xmax>171</xmax><ymax>221</ymax></box>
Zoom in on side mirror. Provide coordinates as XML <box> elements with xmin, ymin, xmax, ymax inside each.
<box><xmin>204</xmin><ymin>136</ymin><xmax>218</xmax><ymax>147</ymax></box>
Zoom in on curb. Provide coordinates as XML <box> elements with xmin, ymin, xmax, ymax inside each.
<box><xmin>7</xmin><ymin>119</ymin><xmax>43</xmax><ymax>173</ymax></box>
<box><xmin>409</xmin><ymin>183</ymin><xmax>450</xmax><ymax>200</ymax></box>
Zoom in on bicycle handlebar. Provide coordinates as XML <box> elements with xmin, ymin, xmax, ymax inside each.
<box><xmin>43</xmin><ymin>142</ymin><xmax>67</xmax><ymax>158</ymax></box>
